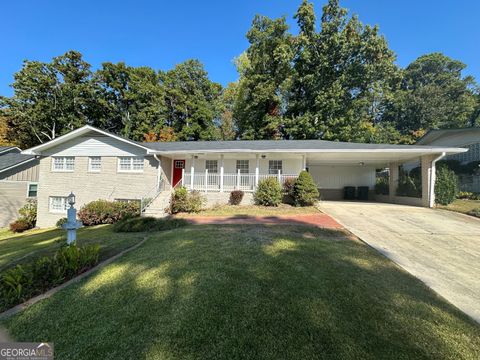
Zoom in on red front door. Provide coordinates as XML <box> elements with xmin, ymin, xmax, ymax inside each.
<box><xmin>173</xmin><ymin>159</ymin><xmax>185</xmax><ymax>187</ymax></box>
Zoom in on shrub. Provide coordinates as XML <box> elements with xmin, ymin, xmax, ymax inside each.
<box><xmin>282</xmin><ymin>177</ymin><xmax>296</xmax><ymax>204</ymax></box>
<box><xmin>9</xmin><ymin>219</ymin><xmax>32</xmax><ymax>233</ymax></box>
<box><xmin>374</xmin><ymin>177</ymin><xmax>389</xmax><ymax>195</ymax></box>
<box><xmin>435</xmin><ymin>166</ymin><xmax>459</xmax><ymax>205</ymax></box>
<box><xmin>169</xmin><ymin>187</ymin><xmax>205</xmax><ymax>214</ymax></box>
<box><xmin>229</xmin><ymin>190</ymin><xmax>244</xmax><ymax>205</ymax></box>
<box><xmin>467</xmin><ymin>208</ymin><xmax>480</xmax><ymax>218</ymax></box>
<box><xmin>78</xmin><ymin>200</ymin><xmax>140</xmax><ymax>226</ymax></box>
<box><xmin>457</xmin><ymin>191</ymin><xmax>480</xmax><ymax>200</ymax></box>
<box><xmin>254</xmin><ymin>177</ymin><xmax>282</xmax><ymax>206</ymax></box>
<box><xmin>0</xmin><ymin>244</ymin><xmax>100</xmax><ymax>311</ymax></box>
<box><xmin>56</xmin><ymin>217</ymin><xmax>68</xmax><ymax>228</ymax></box>
<box><xmin>113</xmin><ymin>216</ymin><xmax>188</xmax><ymax>233</ymax></box>
<box><xmin>18</xmin><ymin>199</ymin><xmax>37</xmax><ymax>228</ymax></box>
<box><xmin>293</xmin><ymin>171</ymin><xmax>319</xmax><ymax>206</ymax></box>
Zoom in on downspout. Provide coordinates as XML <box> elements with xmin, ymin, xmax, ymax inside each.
<box><xmin>153</xmin><ymin>154</ymin><xmax>162</xmax><ymax>191</ymax></box>
<box><xmin>429</xmin><ymin>152</ymin><xmax>446</xmax><ymax>208</ymax></box>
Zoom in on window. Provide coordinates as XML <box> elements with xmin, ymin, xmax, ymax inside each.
<box><xmin>27</xmin><ymin>183</ymin><xmax>38</xmax><ymax>197</ymax></box>
<box><xmin>88</xmin><ymin>157</ymin><xmax>101</xmax><ymax>172</ymax></box>
<box><xmin>118</xmin><ymin>157</ymin><xmax>144</xmax><ymax>172</ymax></box>
<box><xmin>205</xmin><ymin>160</ymin><xmax>218</xmax><ymax>173</ymax></box>
<box><xmin>268</xmin><ymin>160</ymin><xmax>283</xmax><ymax>174</ymax></box>
<box><xmin>236</xmin><ymin>160</ymin><xmax>249</xmax><ymax>174</ymax></box>
<box><xmin>49</xmin><ymin>196</ymin><xmax>67</xmax><ymax>213</ymax></box>
<box><xmin>174</xmin><ymin>160</ymin><xmax>185</xmax><ymax>169</ymax></box>
<box><xmin>52</xmin><ymin>157</ymin><xmax>75</xmax><ymax>171</ymax></box>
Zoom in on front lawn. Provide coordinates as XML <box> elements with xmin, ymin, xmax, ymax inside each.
<box><xmin>3</xmin><ymin>225</ymin><xmax>479</xmax><ymax>359</ymax></box>
<box><xmin>0</xmin><ymin>225</ymin><xmax>145</xmax><ymax>271</ymax></box>
<box><xmin>437</xmin><ymin>199</ymin><xmax>480</xmax><ymax>216</ymax></box>
<box><xmin>179</xmin><ymin>204</ymin><xmax>320</xmax><ymax>217</ymax></box>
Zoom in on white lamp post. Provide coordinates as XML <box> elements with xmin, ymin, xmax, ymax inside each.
<box><xmin>62</xmin><ymin>191</ymin><xmax>82</xmax><ymax>245</ymax></box>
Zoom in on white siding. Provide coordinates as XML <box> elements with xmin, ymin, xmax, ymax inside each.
<box><xmin>308</xmin><ymin>165</ymin><xmax>376</xmax><ymax>189</ymax></box>
<box><xmin>43</xmin><ymin>134</ymin><xmax>146</xmax><ymax>157</ymax></box>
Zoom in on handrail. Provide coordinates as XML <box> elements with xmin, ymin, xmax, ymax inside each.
<box><xmin>140</xmin><ymin>178</ymin><xmax>165</xmax><ymax>213</ymax></box>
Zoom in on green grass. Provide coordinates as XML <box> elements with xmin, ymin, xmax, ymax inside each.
<box><xmin>437</xmin><ymin>199</ymin><xmax>480</xmax><ymax>216</ymax></box>
<box><xmin>3</xmin><ymin>225</ymin><xmax>479</xmax><ymax>359</ymax></box>
<box><xmin>179</xmin><ymin>204</ymin><xmax>320</xmax><ymax>217</ymax></box>
<box><xmin>0</xmin><ymin>225</ymin><xmax>145</xmax><ymax>271</ymax></box>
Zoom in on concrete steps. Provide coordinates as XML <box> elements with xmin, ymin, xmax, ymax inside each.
<box><xmin>142</xmin><ymin>190</ymin><xmax>171</xmax><ymax>218</ymax></box>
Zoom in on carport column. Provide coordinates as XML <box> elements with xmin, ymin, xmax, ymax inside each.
<box><xmin>421</xmin><ymin>154</ymin><xmax>439</xmax><ymax>208</ymax></box>
<box><xmin>388</xmin><ymin>162</ymin><xmax>399</xmax><ymax>201</ymax></box>
<box><xmin>302</xmin><ymin>154</ymin><xmax>306</xmax><ymax>171</ymax></box>
<box><xmin>220</xmin><ymin>154</ymin><xmax>224</xmax><ymax>192</ymax></box>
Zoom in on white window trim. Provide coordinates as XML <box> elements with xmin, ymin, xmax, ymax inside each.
<box><xmin>268</xmin><ymin>160</ymin><xmax>283</xmax><ymax>174</ymax></box>
<box><xmin>88</xmin><ymin>156</ymin><xmax>102</xmax><ymax>172</ymax></box>
<box><xmin>51</xmin><ymin>156</ymin><xmax>75</xmax><ymax>172</ymax></box>
<box><xmin>26</xmin><ymin>182</ymin><xmax>38</xmax><ymax>198</ymax></box>
<box><xmin>117</xmin><ymin>156</ymin><xmax>145</xmax><ymax>173</ymax></box>
<box><xmin>49</xmin><ymin>196</ymin><xmax>68</xmax><ymax>214</ymax></box>
<box><xmin>205</xmin><ymin>160</ymin><xmax>218</xmax><ymax>173</ymax></box>
<box><xmin>236</xmin><ymin>160</ymin><xmax>249</xmax><ymax>174</ymax></box>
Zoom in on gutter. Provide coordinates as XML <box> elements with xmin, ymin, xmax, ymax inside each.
<box><xmin>429</xmin><ymin>152</ymin><xmax>446</xmax><ymax>208</ymax></box>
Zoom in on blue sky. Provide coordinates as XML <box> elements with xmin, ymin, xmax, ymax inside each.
<box><xmin>2</xmin><ymin>0</ymin><xmax>479</xmax><ymax>96</ymax></box>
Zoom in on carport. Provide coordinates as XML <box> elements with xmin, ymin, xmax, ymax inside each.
<box><xmin>305</xmin><ymin>145</ymin><xmax>467</xmax><ymax>207</ymax></box>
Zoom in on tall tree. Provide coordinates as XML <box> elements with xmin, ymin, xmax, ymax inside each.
<box><xmin>285</xmin><ymin>0</ymin><xmax>399</xmax><ymax>142</ymax></box>
<box><xmin>160</xmin><ymin>59</ymin><xmax>222</xmax><ymax>140</ymax></box>
<box><xmin>234</xmin><ymin>15</ymin><xmax>293</xmax><ymax>139</ymax></box>
<box><xmin>0</xmin><ymin>51</ymin><xmax>95</xmax><ymax>148</ymax></box>
<box><xmin>217</xmin><ymin>82</ymin><xmax>238</xmax><ymax>140</ymax></box>
<box><xmin>384</xmin><ymin>53</ymin><xmax>479</xmax><ymax>139</ymax></box>
<box><xmin>93</xmin><ymin>63</ymin><xmax>164</xmax><ymax>141</ymax></box>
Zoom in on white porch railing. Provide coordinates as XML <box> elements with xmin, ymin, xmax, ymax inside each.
<box><xmin>181</xmin><ymin>169</ymin><xmax>298</xmax><ymax>192</ymax></box>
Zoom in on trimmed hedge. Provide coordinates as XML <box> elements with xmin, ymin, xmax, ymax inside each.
<box><xmin>0</xmin><ymin>244</ymin><xmax>100</xmax><ymax>312</ymax></box>
<box><xmin>78</xmin><ymin>200</ymin><xmax>140</xmax><ymax>226</ymax></box>
<box><xmin>113</xmin><ymin>217</ymin><xmax>188</xmax><ymax>233</ymax></box>
<box><xmin>229</xmin><ymin>190</ymin><xmax>244</xmax><ymax>205</ymax></box>
<box><xmin>435</xmin><ymin>166</ymin><xmax>459</xmax><ymax>205</ymax></box>
<box><xmin>293</xmin><ymin>171</ymin><xmax>319</xmax><ymax>206</ymax></box>
<box><xmin>169</xmin><ymin>187</ymin><xmax>205</xmax><ymax>214</ymax></box>
<box><xmin>254</xmin><ymin>178</ymin><xmax>282</xmax><ymax>206</ymax></box>
<box><xmin>9</xmin><ymin>219</ymin><xmax>31</xmax><ymax>233</ymax></box>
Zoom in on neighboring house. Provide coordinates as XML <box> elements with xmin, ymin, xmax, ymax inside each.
<box><xmin>0</xmin><ymin>146</ymin><xmax>39</xmax><ymax>227</ymax></box>
<box><xmin>416</xmin><ymin>128</ymin><xmax>480</xmax><ymax>192</ymax></box>
<box><xmin>22</xmin><ymin>126</ymin><xmax>466</xmax><ymax>228</ymax></box>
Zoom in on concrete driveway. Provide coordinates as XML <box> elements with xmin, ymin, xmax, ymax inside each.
<box><xmin>318</xmin><ymin>201</ymin><xmax>480</xmax><ymax>323</ymax></box>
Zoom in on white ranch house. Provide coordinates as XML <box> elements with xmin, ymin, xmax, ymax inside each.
<box><xmin>22</xmin><ymin>126</ymin><xmax>467</xmax><ymax>227</ymax></box>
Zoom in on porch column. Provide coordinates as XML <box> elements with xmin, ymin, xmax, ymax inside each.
<box><xmin>302</xmin><ymin>154</ymin><xmax>306</xmax><ymax>171</ymax></box>
<box><xmin>205</xmin><ymin>169</ymin><xmax>208</xmax><ymax>193</ymax></box>
<box><xmin>255</xmin><ymin>154</ymin><xmax>260</xmax><ymax>188</ymax></box>
<box><xmin>220</xmin><ymin>154</ymin><xmax>224</xmax><ymax>192</ymax></box>
<box><xmin>190</xmin><ymin>155</ymin><xmax>195</xmax><ymax>190</ymax></box>
<box><xmin>388</xmin><ymin>162</ymin><xmax>399</xmax><ymax>201</ymax></box>
<box><xmin>421</xmin><ymin>154</ymin><xmax>440</xmax><ymax>208</ymax></box>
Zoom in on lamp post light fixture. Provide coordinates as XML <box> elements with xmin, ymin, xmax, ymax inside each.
<box><xmin>62</xmin><ymin>192</ymin><xmax>82</xmax><ymax>245</ymax></box>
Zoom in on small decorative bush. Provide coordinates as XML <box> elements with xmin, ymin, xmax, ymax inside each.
<box><xmin>282</xmin><ymin>177</ymin><xmax>296</xmax><ymax>204</ymax></box>
<box><xmin>0</xmin><ymin>244</ymin><xmax>100</xmax><ymax>311</ymax></box>
<box><xmin>457</xmin><ymin>191</ymin><xmax>480</xmax><ymax>200</ymax></box>
<box><xmin>169</xmin><ymin>187</ymin><xmax>205</xmax><ymax>214</ymax></box>
<box><xmin>254</xmin><ymin>177</ymin><xmax>282</xmax><ymax>206</ymax></box>
<box><xmin>56</xmin><ymin>217</ymin><xmax>68</xmax><ymax>228</ymax></box>
<box><xmin>18</xmin><ymin>199</ymin><xmax>37</xmax><ymax>228</ymax></box>
<box><xmin>293</xmin><ymin>171</ymin><xmax>319</xmax><ymax>206</ymax></box>
<box><xmin>467</xmin><ymin>208</ymin><xmax>480</xmax><ymax>218</ymax></box>
<box><xmin>78</xmin><ymin>200</ymin><xmax>140</xmax><ymax>226</ymax></box>
<box><xmin>374</xmin><ymin>177</ymin><xmax>389</xmax><ymax>195</ymax></box>
<box><xmin>435</xmin><ymin>166</ymin><xmax>459</xmax><ymax>205</ymax></box>
<box><xmin>229</xmin><ymin>190</ymin><xmax>244</xmax><ymax>205</ymax></box>
<box><xmin>113</xmin><ymin>216</ymin><xmax>188</xmax><ymax>233</ymax></box>
<box><xmin>9</xmin><ymin>219</ymin><xmax>31</xmax><ymax>233</ymax></box>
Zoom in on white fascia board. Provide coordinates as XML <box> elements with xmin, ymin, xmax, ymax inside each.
<box><xmin>22</xmin><ymin>125</ymin><xmax>151</xmax><ymax>155</ymax></box>
<box><xmin>148</xmin><ymin>147</ymin><xmax>468</xmax><ymax>155</ymax></box>
<box><xmin>0</xmin><ymin>157</ymin><xmax>36</xmax><ymax>175</ymax></box>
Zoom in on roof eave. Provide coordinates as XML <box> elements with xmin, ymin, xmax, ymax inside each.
<box><xmin>0</xmin><ymin>157</ymin><xmax>37</xmax><ymax>174</ymax></box>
